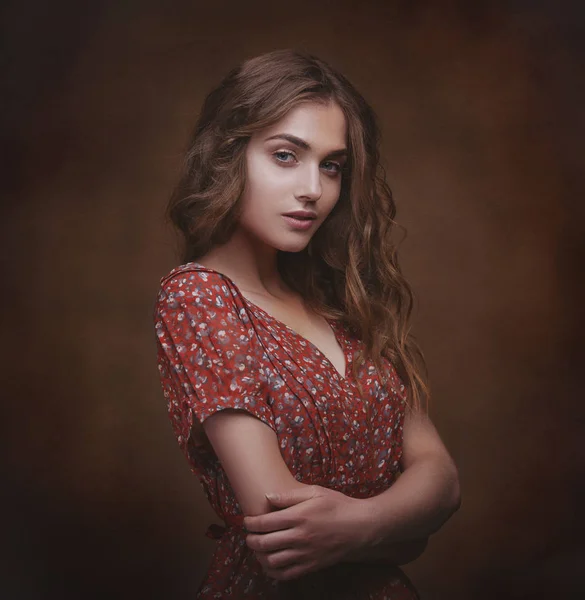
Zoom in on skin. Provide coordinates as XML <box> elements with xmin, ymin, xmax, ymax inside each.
<box><xmin>199</xmin><ymin>99</ymin><xmax>347</xmax><ymax>300</ymax></box>
<box><xmin>199</xmin><ymin>100</ymin><xmax>461</xmax><ymax>582</ymax></box>
<box><xmin>243</xmin><ymin>412</ymin><xmax>460</xmax><ymax>580</ymax></box>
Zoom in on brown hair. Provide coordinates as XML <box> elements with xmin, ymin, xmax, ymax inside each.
<box><xmin>167</xmin><ymin>49</ymin><xmax>430</xmax><ymax>414</ymax></box>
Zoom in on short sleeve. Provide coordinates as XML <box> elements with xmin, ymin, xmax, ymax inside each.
<box><xmin>153</xmin><ymin>269</ymin><xmax>276</xmax><ymax>460</ymax></box>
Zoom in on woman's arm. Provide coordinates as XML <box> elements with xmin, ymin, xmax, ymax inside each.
<box><xmin>202</xmin><ymin>408</ymin><xmax>310</xmax><ymax>517</ymax></box>
<box><xmin>204</xmin><ymin>405</ymin><xmax>458</xmax><ymax>570</ymax></box>
<box><xmin>341</xmin><ymin>409</ymin><xmax>460</xmax><ymax>563</ymax></box>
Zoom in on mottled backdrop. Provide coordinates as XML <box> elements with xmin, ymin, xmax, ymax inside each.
<box><xmin>2</xmin><ymin>0</ymin><xmax>583</xmax><ymax>598</ymax></box>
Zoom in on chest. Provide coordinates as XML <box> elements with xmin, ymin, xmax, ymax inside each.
<box><xmin>242</xmin><ymin>293</ymin><xmax>347</xmax><ymax>379</ymax></box>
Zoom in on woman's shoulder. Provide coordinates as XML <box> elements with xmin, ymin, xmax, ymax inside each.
<box><xmin>159</xmin><ymin>261</ymin><xmax>227</xmax><ymax>287</ymax></box>
<box><xmin>154</xmin><ymin>262</ymin><xmax>256</xmax><ymax>345</ymax></box>
<box><xmin>159</xmin><ymin>261</ymin><xmax>236</xmax><ymax>297</ymax></box>
<box><xmin>156</xmin><ymin>261</ymin><xmax>242</xmax><ymax>316</ymax></box>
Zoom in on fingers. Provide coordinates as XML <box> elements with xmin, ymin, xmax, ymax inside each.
<box><xmin>246</xmin><ymin>528</ymin><xmax>304</xmax><ymax>553</ymax></box>
<box><xmin>255</xmin><ymin>548</ymin><xmax>304</xmax><ymax>571</ymax></box>
<box><xmin>266</xmin><ymin>559</ymin><xmax>317</xmax><ymax>582</ymax></box>
<box><xmin>244</xmin><ymin>505</ymin><xmax>304</xmax><ymax>533</ymax></box>
<box><xmin>256</xmin><ymin>549</ymin><xmax>316</xmax><ymax>582</ymax></box>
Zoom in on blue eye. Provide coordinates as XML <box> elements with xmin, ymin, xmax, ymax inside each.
<box><xmin>273</xmin><ymin>151</ymin><xmax>296</xmax><ymax>163</ymax></box>
<box><xmin>272</xmin><ymin>151</ymin><xmax>342</xmax><ymax>175</ymax></box>
<box><xmin>322</xmin><ymin>161</ymin><xmax>342</xmax><ymax>174</ymax></box>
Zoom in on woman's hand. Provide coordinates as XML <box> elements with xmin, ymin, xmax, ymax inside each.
<box><xmin>243</xmin><ymin>485</ymin><xmax>371</xmax><ymax>581</ymax></box>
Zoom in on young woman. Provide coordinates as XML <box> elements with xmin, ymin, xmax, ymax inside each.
<box><xmin>153</xmin><ymin>49</ymin><xmax>460</xmax><ymax>599</ymax></box>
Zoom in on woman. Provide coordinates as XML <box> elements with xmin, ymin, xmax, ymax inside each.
<box><xmin>153</xmin><ymin>49</ymin><xmax>461</xmax><ymax>599</ymax></box>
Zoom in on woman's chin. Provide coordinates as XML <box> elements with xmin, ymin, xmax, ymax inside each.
<box><xmin>275</xmin><ymin>239</ymin><xmax>311</xmax><ymax>253</ymax></box>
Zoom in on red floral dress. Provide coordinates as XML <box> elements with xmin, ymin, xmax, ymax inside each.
<box><xmin>153</xmin><ymin>262</ymin><xmax>420</xmax><ymax>599</ymax></box>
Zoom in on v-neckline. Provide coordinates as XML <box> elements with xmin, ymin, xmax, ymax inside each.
<box><xmin>189</xmin><ymin>262</ymin><xmax>349</xmax><ymax>381</ymax></box>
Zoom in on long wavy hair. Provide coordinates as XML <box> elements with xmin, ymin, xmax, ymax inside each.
<box><xmin>167</xmin><ymin>49</ymin><xmax>430</xmax><ymax>414</ymax></box>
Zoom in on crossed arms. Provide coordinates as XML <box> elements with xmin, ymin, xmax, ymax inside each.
<box><xmin>201</xmin><ymin>405</ymin><xmax>460</xmax><ymax>575</ymax></box>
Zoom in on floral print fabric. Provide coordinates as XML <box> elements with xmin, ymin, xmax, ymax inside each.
<box><xmin>153</xmin><ymin>262</ymin><xmax>419</xmax><ymax>599</ymax></box>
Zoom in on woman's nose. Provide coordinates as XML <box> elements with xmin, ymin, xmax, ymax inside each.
<box><xmin>295</xmin><ymin>163</ymin><xmax>322</xmax><ymax>201</ymax></box>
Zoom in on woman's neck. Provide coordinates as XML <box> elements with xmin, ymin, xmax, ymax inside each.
<box><xmin>196</xmin><ymin>230</ymin><xmax>293</xmax><ymax>300</ymax></box>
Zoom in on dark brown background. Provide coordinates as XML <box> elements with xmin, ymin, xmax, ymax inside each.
<box><xmin>2</xmin><ymin>1</ymin><xmax>584</xmax><ymax>598</ymax></box>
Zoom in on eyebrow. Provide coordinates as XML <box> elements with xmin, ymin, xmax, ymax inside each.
<box><xmin>264</xmin><ymin>133</ymin><xmax>347</xmax><ymax>158</ymax></box>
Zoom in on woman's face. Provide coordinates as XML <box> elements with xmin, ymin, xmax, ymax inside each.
<box><xmin>238</xmin><ymin>100</ymin><xmax>348</xmax><ymax>253</ymax></box>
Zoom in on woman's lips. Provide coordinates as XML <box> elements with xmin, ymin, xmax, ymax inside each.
<box><xmin>282</xmin><ymin>215</ymin><xmax>316</xmax><ymax>231</ymax></box>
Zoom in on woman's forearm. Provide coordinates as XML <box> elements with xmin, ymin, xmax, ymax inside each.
<box><xmin>343</xmin><ymin>455</ymin><xmax>460</xmax><ymax>563</ymax></box>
